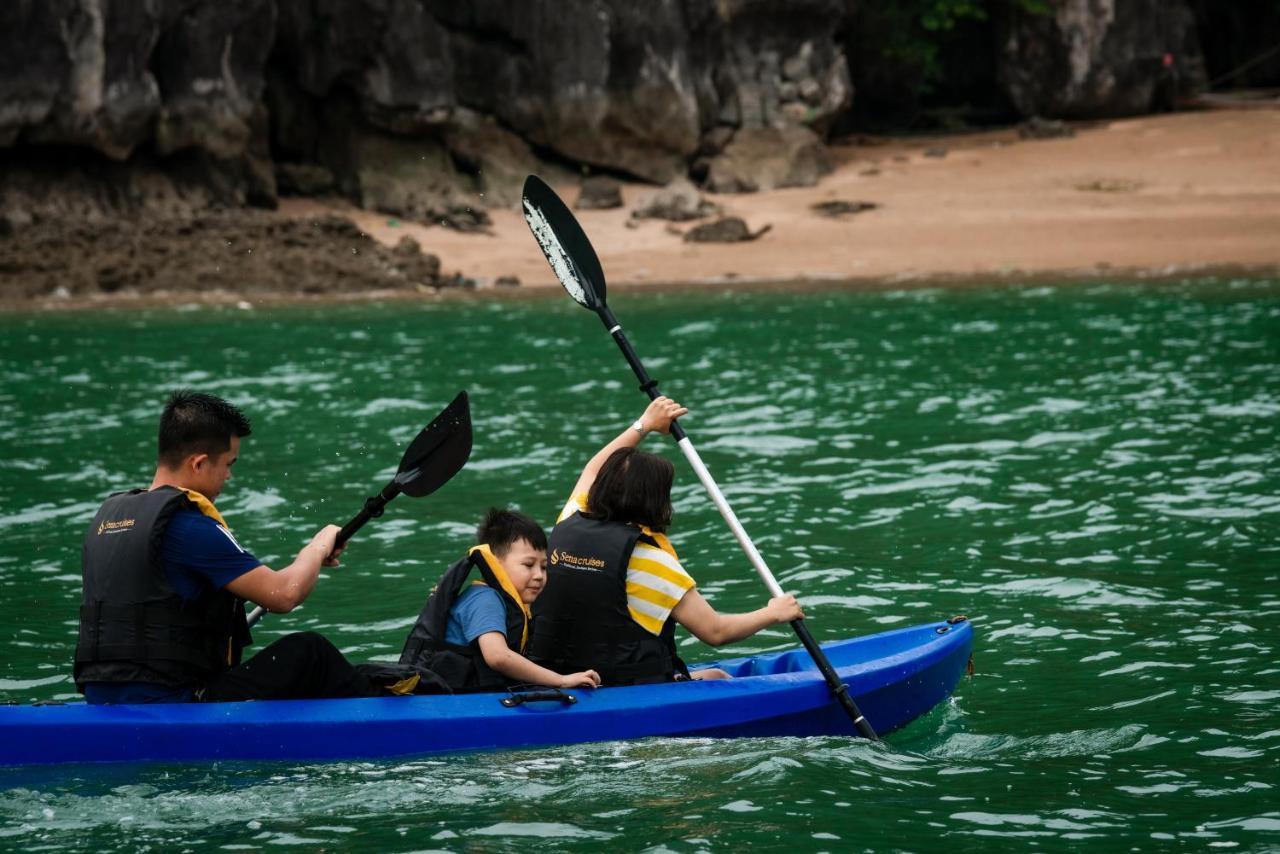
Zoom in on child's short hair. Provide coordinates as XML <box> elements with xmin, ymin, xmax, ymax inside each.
<box><xmin>476</xmin><ymin>507</ymin><xmax>547</xmax><ymax>556</ymax></box>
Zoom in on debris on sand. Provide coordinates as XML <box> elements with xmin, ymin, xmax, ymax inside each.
<box><xmin>1074</xmin><ymin>177</ymin><xmax>1143</xmax><ymax>193</ymax></box>
<box><xmin>811</xmin><ymin>200</ymin><xmax>880</xmax><ymax>219</ymax></box>
<box><xmin>683</xmin><ymin>217</ymin><xmax>772</xmax><ymax>243</ymax></box>
<box><xmin>1020</xmin><ymin>116</ymin><xmax>1076</xmax><ymax>140</ymax></box>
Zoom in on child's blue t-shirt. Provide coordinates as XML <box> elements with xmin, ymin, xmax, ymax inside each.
<box><xmin>446</xmin><ymin>585</ymin><xmax>508</xmax><ymax>646</ymax></box>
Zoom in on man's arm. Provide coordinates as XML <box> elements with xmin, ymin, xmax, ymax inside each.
<box><xmin>225</xmin><ymin>525</ymin><xmax>342</xmax><ymax>612</ymax></box>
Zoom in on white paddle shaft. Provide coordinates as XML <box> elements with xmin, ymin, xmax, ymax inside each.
<box><xmin>246</xmin><ymin>605</ymin><xmax>265</xmax><ymax>627</ymax></box>
<box><xmin>675</xmin><ymin>436</ymin><xmax>786</xmax><ymax>599</ymax></box>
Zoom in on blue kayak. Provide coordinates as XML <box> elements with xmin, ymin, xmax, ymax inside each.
<box><xmin>0</xmin><ymin>619</ymin><xmax>972</xmax><ymax>766</ymax></box>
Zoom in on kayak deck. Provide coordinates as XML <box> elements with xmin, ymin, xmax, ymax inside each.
<box><xmin>1</xmin><ymin>619</ymin><xmax>972</xmax><ymax>766</ymax></box>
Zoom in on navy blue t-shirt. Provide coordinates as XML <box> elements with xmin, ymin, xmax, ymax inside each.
<box><xmin>159</xmin><ymin>510</ymin><xmax>262</xmax><ymax>600</ymax></box>
<box><xmin>83</xmin><ymin>510</ymin><xmax>262</xmax><ymax>705</ymax></box>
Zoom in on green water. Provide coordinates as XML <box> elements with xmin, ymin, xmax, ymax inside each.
<box><xmin>1</xmin><ymin>281</ymin><xmax>1277</xmax><ymax>851</ymax></box>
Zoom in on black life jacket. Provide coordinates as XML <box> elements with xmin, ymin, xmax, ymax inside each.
<box><xmin>529</xmin><ymin>511</ymin><xmax>687</xmax><ymax>686</ymax></box>
<box><xmin>399</xmin><ymin>545</ymin><xmax>531</xmax><ymax>693</ymax></box>
<box><xmin>74</xmin><ymin>487</ymin><xmax>251</xmax><ymax>691</ymax></box>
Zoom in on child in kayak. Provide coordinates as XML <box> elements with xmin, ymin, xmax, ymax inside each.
<box><xmin>528</xmin><ymin>396</ymin><xmax>805</xmax><ymax>685</ymax></box>
<box><xmin>399</xmin><ymin>508</ymin><xmax>601</xmax><ymax>693</ymax></box>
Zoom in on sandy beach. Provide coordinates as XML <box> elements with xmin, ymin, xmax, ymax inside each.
<box><xmin>3</xmin><ymin>109</ymin><xmax>1277</xmax><ymax>311</ymax></box>
<box><xmin>338</xmin><ymin>109</ymin><xmax>1280</xmax><ymax>291</ymax></box>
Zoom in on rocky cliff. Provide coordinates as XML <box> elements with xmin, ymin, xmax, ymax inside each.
<box><xmin>1000</xmin><ymin>0</ymin><xmax>1206</xmax><ymax>118</ymax></box>
<box><xmin>0</xmin><ymin>0</ymin><xmax>1211</xmax><ymax>231</ymax></box>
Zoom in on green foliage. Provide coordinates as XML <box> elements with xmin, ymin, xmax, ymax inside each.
<box><xmin>878</xmin><ymin>0</ymin><xmax>1051</xmax><ymax>84</ymax></box>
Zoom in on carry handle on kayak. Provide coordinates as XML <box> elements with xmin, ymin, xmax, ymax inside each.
<box><xmin>521</xmin><ymin>175</ymin><xmax>878</xmax><ymax>740</ymax></box>
<box><xmin>500</xmin><ymin>689</ymin><xmax>578</xmax><ymax>708</ymax></box>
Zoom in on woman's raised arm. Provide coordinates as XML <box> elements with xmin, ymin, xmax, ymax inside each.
<box><xmin>567</xmin><ymin>396</ymin><xmax>688</xmax><ymax>498</ymax></box>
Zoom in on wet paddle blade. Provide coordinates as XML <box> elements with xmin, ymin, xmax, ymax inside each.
<box><xmin>396</xmin><ymin>390</ymin><xmax>472</xmax><ymax>498</ymax></box>
<box><xmin>521</xmin><ymin>175</ymin><xmax>606</xmax><ymax>309</ymax></box>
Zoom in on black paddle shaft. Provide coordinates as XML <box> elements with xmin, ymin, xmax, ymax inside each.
<box><xmin>792</xmin><ymin>619</ymin><xmax>879</xmax><ymax>739</ymax></box>
<box><xmin>592</xmin><ymin>305</ymin><xmax>878</xmax><ymax>740</ymax></box>
<box><xmin>595</xmin><ymin>304</ymin><xmax>688</xmax><ymax>442</ymax></box>
<box><xmin>335</xmin><ymin>481</ymin><xmax>404</xmax><ymax>548</ymax></box>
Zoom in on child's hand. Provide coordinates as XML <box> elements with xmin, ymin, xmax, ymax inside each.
<box><xmin>639</xmin><ymin>396</ymin><xmax>688</xmax><ymax>435</ymax></box>
<box><xmin>558</xmin><ymin>669</ymin><xmax>602</xmax><ymax>689</ymax></box>
<box><xmin>767</xmin><ymin>594</ymin><xmax>804</xmax><ymax>624</ymax></box>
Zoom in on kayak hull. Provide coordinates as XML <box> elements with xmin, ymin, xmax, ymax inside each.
<box><xmin>0</xmin><ymin>620</ymin><xmax>972</xmax><ymax>766</ymax></box>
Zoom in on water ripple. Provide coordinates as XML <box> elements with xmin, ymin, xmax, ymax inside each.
<box><xmin>1</xmin><ymin>281</ymin><xmax>1278</xmax><ymax>850</ymax></box>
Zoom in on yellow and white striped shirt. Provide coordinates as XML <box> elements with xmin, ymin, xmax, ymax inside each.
<box><xmin>557</xmin><ymin>492</ymin><xmax>696</xmax><ymax>635</ymax></box>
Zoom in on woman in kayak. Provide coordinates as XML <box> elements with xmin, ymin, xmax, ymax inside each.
<box><xmin>528</xmin><ymin>397</ymin><xmax>804</xmax><ymax>685</ymax></box>
<box><xmin>399</xmin><ymin>508</ymin><xmax>602</xmax><ymax>692</ymax></box>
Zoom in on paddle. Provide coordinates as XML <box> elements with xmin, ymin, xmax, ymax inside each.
<box><xmin>246</xmin><ymin>391</ymin><xmax>473</xmax><ymax>628</ymax></box>
<box><xmin>521</xmin><ymin>175</ymin><xmax>878</xmax><ymax>740</ymax></box>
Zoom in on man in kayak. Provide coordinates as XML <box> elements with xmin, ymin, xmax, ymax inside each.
<box><xmin>528</xmin><ymin>397</ymin><xmax>805</xmax><ymax>685</ymax></box>
<box><xmin>75</xmin><ymin>390</ymin><xmax>377</xmax><ymax>704</ymax></box>
<box><xmin>399</xmin><ymin>508</ymin><xmax>601</xmax><ymax>692</ymax></box>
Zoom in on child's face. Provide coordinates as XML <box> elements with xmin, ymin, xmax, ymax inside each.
<box><xmin>497</xmin><ymin>539</ymin><xmax>548</xmax><ymax>604</ymax></box>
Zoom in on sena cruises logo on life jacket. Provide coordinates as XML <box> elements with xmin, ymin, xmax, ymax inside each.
<box><xmin>98</xmin><ymin>518</ymin><xmax>136</xmax><ymax>535</ymax></box>
<box><xmin>549</xmin><ymin>548</ymin><xmax>605</xmax><ymax>570</ymax></box>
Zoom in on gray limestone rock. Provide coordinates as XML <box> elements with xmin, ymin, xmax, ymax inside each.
<box><xmin>575</xmin><ymin>176</ymin><xmax>624</xmax><ymax>210</ymax></box>
<box><xmin>351</xmin><ymin>132</ymin><xmax>490</xmax><ymax>232</ymax></box>
<box><xmin>999</xmin><ymin>0</ymin><xmax>1206</xmax><ymax>118</ymax></box>
<box><xmin>703</xmin><ymin>126</ymin><xmax>833</xmax><ymax>193</ymax></box>
<box><xmin>276</xmin><ymin>163</ymin><xmax>336</xmax><ymax>197</ymax></box>
<box><xmin>631</xmin><ymin>178</ymin><xmax>718</xmax><ymax>222</ymax></box>
<box><xmin>3</xmin><ymin>0</ymin><xmax>1216</xmax><ymax>232</ymax></box>
<box><xmin>1019</xmin><ymin>116</ymin><xmax>1076</xmax><ymax>140</ymax></box>
<box><xmin>0</xmin><ymin>0</ymin><xmax>857</xmax><ymax>225</ymax></box>
<box><xmin>441</xmin><ymin>109</ymin><xmax>543</xmax><ymax>207</ymax></box>
<box><xmin>0</xmin><ymin>0</ymin><xmax>274</xmax><ymax>162</ymax></box>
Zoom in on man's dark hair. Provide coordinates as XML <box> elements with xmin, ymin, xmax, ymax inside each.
<box><xmin>584</xmin><ymin>448</ymin><xmax>675</xmax><ymax>532</ymax></box>
<box><xmin>477</xmin><ymin>507</ymin><xmax>547</xmax><ymax>556</ymax></box>
<box><xmin>158</xmin><ymin>390</ymin><xmax>252</xmax><ymax>467</ymax></box>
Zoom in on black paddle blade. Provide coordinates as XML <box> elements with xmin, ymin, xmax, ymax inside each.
<box><xmin>521</xmin><ymin>174</ymin><xmax>607</xmax><ymax>309</ymax></box>
<box><xmin>396</xmin><ymin>390</ymin><xmax>472</xmax><ymax>498</ymax></box>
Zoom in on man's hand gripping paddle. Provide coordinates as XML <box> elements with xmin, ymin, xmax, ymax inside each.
<box><xmin>247</xmin><ymin>391</ymin><xmax>473</xmax><ymax>628</ymax></box>
<box><xmin>521</xmin><ymin>176</ymin><xmax>877</xmax><ymax>739</ymax></box>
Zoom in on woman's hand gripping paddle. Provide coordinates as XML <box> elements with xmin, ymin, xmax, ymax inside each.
<box><xmin>521</xmin><ymin>175</ymin><xmax>878</xmax><ymax>740</ymax></box>
<box><xmin>247</xmin><ymin>391</ymin><xmax>473</xmax><ymax>628</ymax></box>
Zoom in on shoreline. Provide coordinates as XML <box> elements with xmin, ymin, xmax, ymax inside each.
<box><xmin>5</xmin><ymin>264</ymin><xmax>1276</xmax><ymax>315</ymax></box>
<box><xmin>2</xmin><ymin>109</ymin><xmax>1278</xmax><ymax>313</ymax></box>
